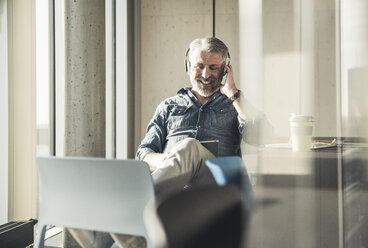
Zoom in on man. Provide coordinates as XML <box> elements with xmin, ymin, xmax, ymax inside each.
<box><xmin>136</xmin><ymin>37</ymin><xmax>246</xmax><ymax>199</ymax></box>
<box><xmin>71</xmin><ymin>37</ymin><xmax>247</xmax><ymax>248</ymax></box>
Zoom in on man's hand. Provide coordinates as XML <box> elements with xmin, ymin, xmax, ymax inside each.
<box><xmin>220</xmin><ymin>65</ymin><xmax>246</xmax><ymax>120</ymax></box>
<box><xmin>220</xmin><ymin>65</ymin><xmax>238</xmax><ymax>98</ymax></box>
<box><xmin>143</xmin><ymin>152</ymin><xmax>168</xmax><ymax>172</ymax></box>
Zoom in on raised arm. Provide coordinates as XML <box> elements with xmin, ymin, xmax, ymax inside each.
<box><xmin>136</xmin><ymin>102</ymin><xmax>168</xmax><ymax>170</ymax></box>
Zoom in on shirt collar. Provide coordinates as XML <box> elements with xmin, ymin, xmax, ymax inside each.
<box><xmin>177</xmin><ymin>87</ymin><xmax>225</xmax><ymax>107</ymax></box>
<box><xmin>177</xmin><ymin>87</ymin><xmax>223</xmax><ymax>99</ymax></box>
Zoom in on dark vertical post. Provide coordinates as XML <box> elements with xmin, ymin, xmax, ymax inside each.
<box><xmin>213</xmin><ymin>0</ymin><xmax>216</xmax><ymax>37</ymax></box>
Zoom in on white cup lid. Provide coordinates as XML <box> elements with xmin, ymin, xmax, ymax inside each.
<box><xmin>289</xmin><ymin>114</ymin><xmax>313</xmax><ymax>122</ymax></box>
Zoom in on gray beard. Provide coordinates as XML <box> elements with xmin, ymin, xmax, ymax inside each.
<box><xmin>192</xmin><ymin>77</ymin><xmax>222</xmax><ymax>97</ymax></box>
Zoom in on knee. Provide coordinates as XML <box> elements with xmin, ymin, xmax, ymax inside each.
<box><xmin>181</xmin><ymin>138</ymin><xmax>200</xmax><ymax>147</ymax></box>
<box><xmin>171</xmin><ymin>138</ymin><xmax>201</xmax><ymax>154</ymax></box>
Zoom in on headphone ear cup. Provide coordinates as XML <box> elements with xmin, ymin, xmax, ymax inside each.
<box><xmin>185</xmin><ymin>59</ymin><xmax>190</xmax><ymax>74</ymax></box>
<box><xmin>184</xmin><ymin>48</ymin><xmax>190</xmax><ymax>74</ymax></box>
<box><xmin>223</xmin><ymin>53</ymin><xmax>231</xmax><ymax>76</ymax></box>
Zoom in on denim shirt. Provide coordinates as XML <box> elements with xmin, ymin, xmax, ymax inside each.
<box><xmin>136</xmin><ymin>88</ymin><xmax>246</xmax><ymax>160</ymax></box>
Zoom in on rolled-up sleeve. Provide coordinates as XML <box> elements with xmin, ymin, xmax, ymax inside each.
<box><xmin>237</xmin><ymin>115</ymin><xmax>247</xmax><ymax>141</ymax></box>
<box><xmin>136</xmin><ymin>102</ymin><xmax>167</xmax><ymax>160</ymax></box>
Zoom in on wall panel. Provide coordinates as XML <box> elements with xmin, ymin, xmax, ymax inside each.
<box><xmin>215</xmin><ymin>0</ymin><xmax>240</xmax><ymax>88</ymax></box>
<box><xmin>0</xmin><ymin>0</ymin><xmax>9</xmax><ymax>225</ymax></box>
<box><xmin>8</xmin><ymin>0</ymin><xmax>37</xmax><ymax>221</ymax></box>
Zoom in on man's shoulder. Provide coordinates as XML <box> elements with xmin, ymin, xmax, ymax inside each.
<box><xmin>160</xmin><ymin>88</ymin><xmax>190</xmax><ymax>106</ymax></box>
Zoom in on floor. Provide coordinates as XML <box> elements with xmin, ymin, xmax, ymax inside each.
<box><xmin>30</xmin><ymin>226</ymin><xmax>63</xmax><ymax>248</ymax></box>
<box><xmin>44</xmin><ymin>230</ymin><xmax>63</xmax><ymax>248</ymax></box>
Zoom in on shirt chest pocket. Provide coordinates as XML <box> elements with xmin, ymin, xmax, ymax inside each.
<box><xmin>167</xmin><ymin>105</ymin><xmax>192</xmax><ymax>130</ymax></box>
<box><xmin>210</xmin><ymin>106</ymin><xmax>236</xmax><ymax>130</ymax></box>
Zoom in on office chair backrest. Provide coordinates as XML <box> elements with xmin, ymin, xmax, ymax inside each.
<box><xmin>205</xmin><ymin>156</ymin><xmax>253</xmax><ymax>248</ymax></box>
<box><xmin>157</xmin><ymin>185</ymin><xmax>244</xmax><ymax>248</ymax></box>
<box><xmin>35</xmin><ymin>156</ymin><xmax>161</xmax><ymax>248</ymax></box>
<box><xmin>206</xmin><ymin>156</ymin><xmax>253</xmax><ymax>209</ymax></box>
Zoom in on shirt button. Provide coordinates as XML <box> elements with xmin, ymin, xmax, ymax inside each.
<box><xmin>198</xmin><ymin>125</ymin><xmax>201</xmax><ymax>128</ymax></box>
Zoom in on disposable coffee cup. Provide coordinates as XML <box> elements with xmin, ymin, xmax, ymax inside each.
<box><xmin>289</xmin><ymin>115</ymin><xmax>314</xmax><ymax>152</ymax></box>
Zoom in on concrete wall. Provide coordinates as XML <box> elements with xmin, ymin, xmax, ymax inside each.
<box><xmin>140</xmin><ymin>0</ymin><xmax>213</xmax><ymax>142</ymax></box>
<box><xmin>64</xmin><ymin>0</ymin><xmax>106</xmax><ymax>157</ymax></box>
<box><xmin>215</xmin><ymin>0</ymin><xmax>239</xmax><ymax>91</ymax></box>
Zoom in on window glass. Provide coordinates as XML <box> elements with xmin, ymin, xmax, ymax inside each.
<box><xmin>239</xmin><ymin>1</ymin><xmax>368</xmax><ymax>247</ymax></box>
<box><xmin>36</xmin><ymin>0</ymin><xmax>53</xmax><ymax>156</ymax></box>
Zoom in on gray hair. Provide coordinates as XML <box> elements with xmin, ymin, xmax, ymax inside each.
<box><xmin>188</xmin><ymin>37</ymin><xmax>229</xmax><ymax>63</ymax></box>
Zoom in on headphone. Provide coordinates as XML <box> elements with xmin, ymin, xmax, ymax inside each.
<box><xmin>184</xmin><ymin>48</ymin><xmax>231</xmax><ymax>76</ymax></box>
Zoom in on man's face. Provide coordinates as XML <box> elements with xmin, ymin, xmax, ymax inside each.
<box><xmin>188</xmin><ymin>49</ymin><xmax>225</xmax><ymax>98</ymax></box>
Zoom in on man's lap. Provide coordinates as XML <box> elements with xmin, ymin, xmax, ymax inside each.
<box><xmin>152</xmin><ymin>138</ymin><xmax>216</xmax><ymax>201</ymax></box>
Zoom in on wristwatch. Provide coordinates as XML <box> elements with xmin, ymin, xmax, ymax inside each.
<box><xmin>229</xmin><ymin>90</ymin><xmax>241</xmax><ymax>102</ymax></box>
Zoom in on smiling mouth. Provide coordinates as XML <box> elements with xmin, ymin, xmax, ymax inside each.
<box><xmin>197</xmin><ymin>80</ymin><xmax>214</xmax><ymax>85</ymax></box>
